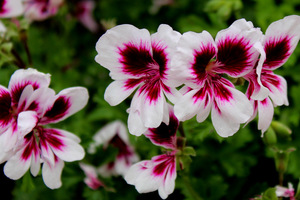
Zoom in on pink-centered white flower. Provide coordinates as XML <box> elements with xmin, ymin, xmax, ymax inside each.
<box><xmin>244</xmin><ymin>15</ymin><xmax>300</xmax><ymax>134</ymax></box>
<box><xmin>88</xmin><ymin>120</ymin><xmax>138</xmax><ymax>177</ymax></box>
<box><xmin>79</xmin><ymin>162</ymin><xmax>105</xmax><ymax>190</ymax></box>
<box><xmin>0</xmin><ymin>68</ymin><xmax>88</xmax><ymax>189</ymax></box>
<box><xmin>95</xmin><ymin>24</ymin><xmax>182</xmax><ymax>136</ymax></box>
<box><xmin>23</xmin><ymin>0</ymin><xmax>63</xmax><ymax>21</ymax></box>
<box><xmin>74</xmin><ymin>0</ymin><xmax>99</xmax><ymax>33</ymax></box>
<box><xmin>125</xmin><ymin>107</ymin><xmax>178</xmax><ymax>199</ymax></box>
<box><xmin>275</xmin><ymin>183</ymin><xmax>295</xmax><ymax>200</ymax></box>
<box><xmin>0</xmin><ymin>0</ymin><xmax>23</xmax><ymax>18</ymax></box>
<box><xmin>172</xmin><ymin>19</ymin><xmax>264</xmax><ymax>137</ymax></box>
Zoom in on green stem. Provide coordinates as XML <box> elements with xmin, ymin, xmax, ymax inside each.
<box><xmin>182</xmin><ymin>175</ymin><xmax>203</xmax><ymax>200</ymax></box>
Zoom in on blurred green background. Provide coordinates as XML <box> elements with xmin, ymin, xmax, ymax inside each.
<box><xmin>1</xmin><ymin>0</ymin><xmax>300</xmax><ymax>199</ymax></box>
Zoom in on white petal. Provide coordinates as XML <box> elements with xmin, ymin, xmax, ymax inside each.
<box><xmin>8</xmin><ymin>68</ymin><xmax>51</xmax><ymax>93</ymax></box>
<box><xmin>0</xmin><ymin>0</ymin><xmax>23</xmax><ymax>18</ymax></box>
<box><xmin>95</xmin><ymin>24</ymin><xmax>151</xmax><ymax>80</ymax></box>
<box><xmin>267</xmin><ymin>74</ymin><xmax>288</xmax><ymax>106</ymax></box>
<box><xmin>40</xmin><ymin>87</ymin><xmax>89</xmax><ymax>124</ymax></box>
<box><xmin>4</xmin><ymin>150</ymin><xmax>31</xmax><ymax>180</ymax></box>
<box><xmin>104</xmin><ymin>80</ymin><xmax>139</xmax><ymax>106</ymax></box>
<box><xmin>127</xmin><ymin>108</ymin><xmax>147</xmax><ymax>136</ymax></box>
<box><xmin>258</xmin><ymin>98</ymin><xmax>274</xmax><ymax>136</ymax></box>
<box><xmin>17</xmin><ymin>111</ymin><xmax>38</xmax><ymax>137</ymax></box>
<box><xmin>46</xmin><ymin>129</ymin><xmax>85</xmax><ymax>162</ymax></box>
<box><xmin>42</xmin><ymin>158</ymin><xmax>64</xmax><ymax>189</ymax></box>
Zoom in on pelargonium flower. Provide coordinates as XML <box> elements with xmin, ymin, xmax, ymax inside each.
<box><xmin>0</xmin><ymin>68</ymin><xmax>51</xmax><ymax>159</ymax></box>
<box><xmin>23</xmin><ymin>0</ymin><xmax>63</xmax><ymax>21</ymax></box>
<box><xmin>74</xmin><ymin>0</ymin><xmax>99</xmax><ymax>33</ymax></box>
<box><xmin>95</xmin><ymin>24</ymin><xmax>181</xmax><ymax>136</ymax></box>
<box><xmin>0</xmin><ymin>68</ymin><xmax>89</xmax><ymax>189</ymax></box>
<box><xmin>0</xmin><ymin>0</ymin><xmax>23</xmax><ymax>18</ymax></box>
<box><xmin>244</xmin><ymin>15</ymin><xmax>300</xmax><ymax>134</ymax></box>
<box><xmin>88</xmin><ymin>120</ymin><xmax>138</xmax><ymax>177</ymax></box>
<box><xmin>125</xmin><ymin>106</ymin><xmax>178</xmax><ymax>199</ymax></box>
<box><xmin>79</xmin><ymin>162</ymin><xmax>105</xmax><ymax>190</ymax></box>
<box><xmin>275</xmin><ymin>183</ymin><xmax>295</xmax><ymax>200</ymax></box>
<box><xmin>172</xmin><ymin>19</ymin><xmax>264</xmax><ymax>137</ymax></box>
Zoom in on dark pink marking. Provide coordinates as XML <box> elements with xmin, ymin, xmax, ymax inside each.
<box><xmin>216</xmin><ymin>36</ymin><xmax>253</xmax><ymax>76</ymax></box>
<box><xmin>193</xmin><ymin>81</ymin><xmax>212</xmax><ymax>106</ymax></box>
<box><xmin>152</xmin><ymin>154</ymin><xmax>176</xmax><ymax>180</ymax></box>
<box><xmin>0</xmin><ymin>0</ymin><xmax>7</xmax><ymax>14</ymax></box>
<box><xmin>192</xmin><ymin>43</ymin><xmax>216</xmax><ymax>83</ymax></box>
<box><xmin>124</xmin><ymin>78</ymin><xmax>143</xmax><ymax>90</ymax></box>
<box><xmin>39</xmin><ymin>128</ymin><xmax>65</xmax><ymax>151</ymax></box>
<box><xmin>261</xmin><ymin>71</ymin><xmax>281</xmax><ymax>92</ymax></box>
<box><xmin>147</xmin><ymin>110</ymin><xmax>178</xmax><ymax>149</ymax></box>
<box><xmin>11</xmin><ymin>81</ymin><xmax>39</xmax><ymax>106</ymax></box>
<box><xmin>152</xmin><ymin>42</ymin><xmax>168</xmax><ymax>78</ymax></box>
<box><xmin>27</xmin><ymin>101</ymin><xmax>39</xmax><ymax>111</ymax></box>
<box><xmin>42</xmin><ymin>96</ymin><xmax>71</xmax><ymax>123</ymax></box>
<box><xmin>0</xmin><ymin>89</ymin><xmax>12</xmax><ymax>127</ymax></box>
<box><xmin>264</xmin><ymin>36</ymin><xmax>291</xmax><ymax>69</ymax></box>
<box><xmin>138</xmin><ymin>78</ymin><xmax>162</xmax><ymax>103</ymax></box>
<box><xmin>212</xmin><ymin>79</ymin><xmax>233</xmax><ymax>102</ymax></box>
<box><xmin>260</xmin><ymin>98</ymin><xmax>269</xmax><ymax>106</ymax></box>
<box><xmin>119</xmin><ymin>42</ymin><xmax>155</xmax><ymax>76</ymax></box>
<box><xmin>21</xmin><ymin>132</ymin><xmax>40</xmax><ymax>161</ymax></box>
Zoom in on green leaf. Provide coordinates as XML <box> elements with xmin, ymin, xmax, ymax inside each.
<box><xmin>261</xmin><ymin>188</ymin><xmax>278</xmax><ymax>200</ymax></box>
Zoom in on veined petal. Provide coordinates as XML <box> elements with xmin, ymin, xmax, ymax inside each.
<box><xmin>145</xmin><ymin>106</ymin><xmax>178</xmax><ymax>149</ymax></box>
<box><xmin>127</xmin><ymin>108</ymin><xmax>148</xmax><ymax>136</ymax></box>
<box><xmin>17</xmin><ymin>111</ymin><xmax>38</xmax><ymax>137</ymax></box>
<box><xmin>124</xmin><ymin>153</ymin><xmax>176</xmax><ymax>199</ymax></box>
<box><xmin>171</xmin><ymin>30</ymin><xmax>216</xmax><ymax>88</ymax></box>
<box><xmin>174</xmin><ymin>85</ymin><xmax>212</xmax><ymax>123</ymax></box>
<box><xmin>212</xmin><ymin>78</ymin><xmax>253</xmax><ymax>137</ymax></box>
<box><xmin>40</xmin><ymin>128</ymin><xmax>85</xmax><ymax>162</ymax></box>
<box><xmin>95</xmin><ymin>24</ymin><xmax>152</xmax><ymax>80</ymax></box>
<box><xmin>262</xmin><ymin>72</ymin><xmax>288</xmax><ymax>106</ymax></box>
<box><xmin>151</xmin><ymin>24</ymin><xmax>181</xmax><ymax>86</ymax></box>
<box><xmin>0</xmin><ymin>85</ymin><xmax>12</xmax><ymax>134</ymax></box>
<box><xmin>215</xmin><ymin>19</ymin><xmax>263</xmax><ymax>77</ymax></box>
<box><xmin>257</xmin><ymin>98</ymin><xmax>274</xmax><ymax>136</ymax></box>
<box><xmin>263</xmin><ymin>15</ymin><xmax>300</xmax><ymax>70</ymax></box>
<box><xmin>79</xmin><ymin>162</ymin><xmax>104</xmax><ymax>190</ymax></box>
<box><xmin>4</xmin><ymin>132</ymin><xmax>40</xmax><ymax>179</ymax></box>
<box><xmin>40</xmin><ymin>87</ymin><xmax>89</xmax><ymax>124</ymax></box>
<box><xmin>8</xmin><ymin>68</ymin><xmax>51</xmax><ymax>106</ymax></box>
<box><xmin>42</xmin><ymin>158</ymin><xmax>64</xmax><ymax>189</ymax></box>
<box><xmin>104</xmin><ymin>79</ymin><xmax>141</xmax><ymax>106</ymax></box>
<box><xmin>0</xmin><ymin>0</ymin><xmax>23</xmax><ymax>18</ymax></box>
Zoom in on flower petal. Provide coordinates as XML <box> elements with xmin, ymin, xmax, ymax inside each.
<box><xmin>104</xmin><ymin>79</ymin><xmax>141</xmax><ymax>106</ymax></box>
<box><xmin>40</xmin><ymin>128</ymin><xmax>85</xmax><ymax>162</ymax></box>
<box><xmin>214</xmin><ymin>19</ymin><xmax>263</xmax><ymax>77</ymax></box>
<box><xmin>257</xmin><ymin>98</ymin><xmax>274</xmax><ymax>135</ymax></box>
<box><xmin>42</xmin><ymin>158</ymin><xmax>64</xmax><ymax>189</ymax></box>
<box><xmin>95</xmin><ymin>24</ymin><xmax>152</xmax><ymax>80</ymax></box>
<box><xmin>17</xmin><ymin>111</ymin><xmax>39</xmax><ymax>137</ymax></box>
<box><xmin>8</xmin><ymin>68</ymin><xmax>51</xmax><ymax>106</ymax></box>
<box><xmin>0</xmin><ymin>0</ymin><xmax>23</xmax><ymax>18</ymax></box>
<box><xmin>263</xmin><ymin>15</ymin><xmax>300</xmax><ymax>70</ymax></box>
<box><xmin>171</xmin><ymin>30</ymin><xmax>217</xmax><ymax>88</ymax></box>
<box><xmin>145</xmin><ymin>105</ymin><xmax>178</xmax><ymax>149</ymax></box>
<box><xmin>40</xmin><ymin>87</ymin><xmax>89</xmax><ymax>124</ymax></box>
<box><xmin>212</xmin><ymin>78</ymin><xmax>253</xmax><ymax>137</ymax></box>
<box><xmin>0</xmin><ymin>85</ymin><xmax>13</xmax><ymax>134</ymax></box>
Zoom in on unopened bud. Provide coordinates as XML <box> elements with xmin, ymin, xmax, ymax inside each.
<box><xmin>271</xmin><ymin>121</ymin><xmax>292</xmax><ymax>138</ymax></box>
<box><xmin>263</xmin><ymin>127</ymin><xmax>277</xmax><ymax>146</ymax></box>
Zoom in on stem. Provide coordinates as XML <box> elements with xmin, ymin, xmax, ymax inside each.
<box><xmin>178</xmin><ymin>122</ymin><xmax>186</xmax><ymax>137</ymax></box>
<box><xmin>182</xmin><ymin>175</ymin><xmax>203</xmax><ymax>200</ymax></box>
<box><xmin>20</xmin><ymin>30</ymin><xmax>32</xmax><ymax>66</ymax></box>
<box><xmin>279</xmin><ymin>172</ymin><xmax>284</xmax><ymax>186</ymax></box>
<box><xmin>12</xmin><ymin>49</ymin><xmax>26</xmax><ymax>69</ymax></box>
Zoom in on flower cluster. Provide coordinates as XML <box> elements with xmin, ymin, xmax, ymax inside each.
<box><xmin>95</xmin><ymin>15</ymin><xmax>300</xmax><ymax>198</ymax></box>
<box><xmin>0</xmin><ymin>68</ymin><xmax>89</xmax><ymax>189</ymax></box>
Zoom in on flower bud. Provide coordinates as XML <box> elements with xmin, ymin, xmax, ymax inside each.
<box><xmin>263</xmin><ymin>127</ymin><xmax>277</xmax><ymax>146</ymax></box>
<box><xmin>271</xmin><ymin>121</ymin><xmax>292</xmax><ymax>138</ymax></box>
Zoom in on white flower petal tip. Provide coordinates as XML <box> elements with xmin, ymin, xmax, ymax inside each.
<box><xmin>124</xmin><ymin>154</ymin><xmax>176</xmax><ymax>199</ymax></box>
<box><xmin>0</xmin><ymin>0</ymin><xmax>24</xmax><ymax>18</ymax></box>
